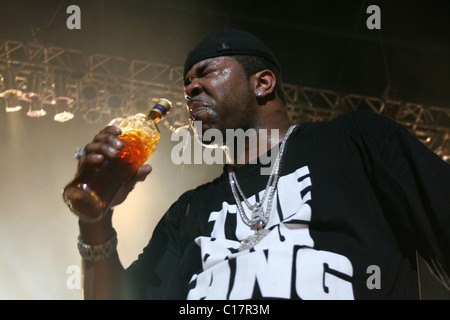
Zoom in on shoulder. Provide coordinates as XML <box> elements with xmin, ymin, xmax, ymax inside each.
<box><xmin>290</xmin><ymin>111</ymin><xmax>405</xmax><ymax>158</ymax></box>
<box><xmin>298</xmin><ymin>111</ymin><xmax>402</xmax><ymax>141</ymax></box>
<box><xmin>329</xmin><ymin>111</ymin><xmax>401</xmax><ymax>132</ymax></box>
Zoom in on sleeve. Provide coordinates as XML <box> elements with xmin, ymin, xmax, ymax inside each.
<box><xmin>355</xmin><ymin>112</ymin><xmax>450</xmax><ymax>289</ymax></box>
<box><xmin>124</xmin><ymin>190</ymin><xmax>193</xmax><ymax>299</ymax></box>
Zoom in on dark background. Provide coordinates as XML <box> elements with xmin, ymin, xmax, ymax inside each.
<box><xmin>0</xmin><ymin>0</ymin><xmax>449</xmax><ymax>299</ymax></box>
<box><xmin>1</xmin><ymin>0</ymin><xmax>449</xmax><ymax>106</ymax></box>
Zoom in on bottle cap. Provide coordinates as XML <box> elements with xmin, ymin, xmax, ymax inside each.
<box><xmin>151</xmin><ymin>98</ymin><xmax>172</xmax><ymax>117</ymax></box>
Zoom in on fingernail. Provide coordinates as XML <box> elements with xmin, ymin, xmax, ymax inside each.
<box><xmin>92</xmin><ymin>154</ymin><xmax>103</xmax><ymax>161</ymax></box>
<box><xmin>108</xmin><ymin>146</ymin><xmax>118</xmax><ymax>155</ymax></box>
<box><xmin>114</xmin><ymin>138</ymin><xmax>123</xmax><ymax>148</ymax></box>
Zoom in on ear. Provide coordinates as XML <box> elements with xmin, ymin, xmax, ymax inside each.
<box><xmin>251</xmin><ymin>69</ymin><xmax>277</xmax><ymax>99</ymax></box>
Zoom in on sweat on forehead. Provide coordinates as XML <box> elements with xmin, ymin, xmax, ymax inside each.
<box><xmin>183</xmin><ymin>28</ymin><xmax>279</xmax><ymax>79</ymax></box>
<box><xmin>183</xmin><ymin>57</ymin><xmax>236</xmax><ymax>85</ymax></box>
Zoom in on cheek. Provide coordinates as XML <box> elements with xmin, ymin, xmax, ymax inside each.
<box><xmin>208</xmin><ymin>68</ymin><xmax>253</xmax><ymax>127</ymax></box>
<box><xmin>215</xmin><ymin>71</ymin><xmax>249</xmax><ymax>104</ymax></box>
<box><xmin>222</xmin><ymin>67</ymin><xmax>232</xmax><ymax>77</ymax></box>
<box><xmin>209</xmin><ymin>68</ymin><xmax>232</xmax><ymax>91</ymax></box>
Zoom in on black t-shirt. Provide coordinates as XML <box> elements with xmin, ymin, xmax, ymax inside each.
<box><xmin>125</xmin><ymin>111</ymin><xmax>450</xmax><ymax>300</ymax></box>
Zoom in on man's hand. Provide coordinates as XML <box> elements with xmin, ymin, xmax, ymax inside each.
<box><xmin>77</xmin><ymin>125</ymin><xmax>152</xmax><ymax>208</ymax></box>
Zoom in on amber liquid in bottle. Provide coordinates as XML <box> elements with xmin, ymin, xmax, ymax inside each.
<box><xmin>63</xmin><ymin>99</ymin><xmax>171</xmax><ymax>222</ymax></box>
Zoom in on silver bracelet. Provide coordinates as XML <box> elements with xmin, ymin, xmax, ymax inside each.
<box><xmin>77</xmin><ymin>230</ymin><xmax>118</xmax><ymax>262</ymax></box>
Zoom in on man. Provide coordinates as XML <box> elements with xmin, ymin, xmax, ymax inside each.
<box><xmin>74</xmin><ymin>29</ymin><xmax>450</xmax><ymax>299</ymax></box>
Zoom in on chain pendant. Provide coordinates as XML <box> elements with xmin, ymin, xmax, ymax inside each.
<box><xmin>238</xmin><ymin>229</ymin><xmax>270</xmax><ymax>252</ymax></box>
<box><xmin>252</xmin><ymin>204</ymin><xmax>263</xmax><ymax>219</ymax></box>
<box><xmin>229</xmin><ymin>125</ymin><xmax>297</xmax><ymax>253</ymax></box>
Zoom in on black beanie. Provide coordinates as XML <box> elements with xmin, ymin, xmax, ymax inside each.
<box><xmin>183</xmin><ymin>28</ymin><xmax>279</xmax><ymax>79</ymax></box>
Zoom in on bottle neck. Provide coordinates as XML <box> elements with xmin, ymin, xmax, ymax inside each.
<box><xmin>148</xmin><ymin>110</ymin><xmax>163</xmax><ymax>124</ymax></box>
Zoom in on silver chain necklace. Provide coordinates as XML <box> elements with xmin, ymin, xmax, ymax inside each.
<box><xmin>228</xmin><ymin>125</ymin><xmax>297</xmax><ymax>251</ymax></box>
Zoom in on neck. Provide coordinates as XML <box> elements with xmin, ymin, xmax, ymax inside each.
<box><xmin>224</xmin><ymin>105</ymin><xmax>292</xmax><ymax>168</ymax></box>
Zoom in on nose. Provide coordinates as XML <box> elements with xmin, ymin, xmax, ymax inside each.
<box><xmin>184</xmin><ymin>78</ymin><xmax>203</xmax><ymax>100</ymax></box>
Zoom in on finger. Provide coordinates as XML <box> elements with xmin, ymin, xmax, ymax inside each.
<box><xmin>82</xmin><ymin>129</ymin><xmax>124</xmax><ymax>159</ymax></box>
<box><xmin>135</xmin><ymin>164</ymin><xmax>152</xmax><ymax>182</ymax></box>
<box><xmin>122</xmin><ymin>165</ymin><xmax>152</xmax><ymax>194</ymax></box>
<box><xmin>99</xmin><ymin>125</ymin><xmax>122</xmax><ymax>136</ymax></box>
<box><xmin>75</xmin><ymin>127</ymin><xmax>123</xmax><ymax>172</ymax></box>
<box><xmin>77</xmin><ymin>152</ymin><xmax>103</xmax><ymax>169</ymax></box>
<box><xmin>92</xmin><ymin>131</ymin><xmax>123</xmax><ymax>147</ymax></box>
<box><xmin>85</xmin><ymin>141</ymin><xmax>120</xmax><ymax>159</ymax></box>
<box><xmin>76</xmin><ymin>141</ymin><xmax>119</xmax><ymax>170</ymax></box>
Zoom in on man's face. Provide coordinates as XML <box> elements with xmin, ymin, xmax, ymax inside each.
<box><xmin>184</xmin><ymin>56</ymin><xmax>256</xmax><ymax>144</ymax></box>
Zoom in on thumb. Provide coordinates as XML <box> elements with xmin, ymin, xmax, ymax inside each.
<box><xmin>135</xmin><ymin>164</ymin><xmax>152</xmax><ymax>182</ymax></box>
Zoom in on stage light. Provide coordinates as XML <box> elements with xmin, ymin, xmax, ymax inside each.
<box><xmin>24</xmin><ymin>73</ymin><xmax>46</xmax><ymax>117</ymax></box>
<box><xmin>54</xmin><ymin>111</ymin><xmax>75</xmax><ymax>122</ymax></box>
<box><xmin>81</xmin><ymin>84</ymin><xmax>98</xmax><ymax>102</ymax></box>
<box><xmin>52</xmin><ymin>73</ymin><xmax>75</xmax><ymax>122</ymax></box>
<box><xmin>2</xmin><ymin>89</ymin><xmax>23</xmax><ymax>112</ymax></box>
<box><xmin>106</xmin><ymin>94</ymin><xmax>123</xmax><ymax>110</ymax></box>
<box><xmin>24</xmin><ymin>92</ymin><xmax>46</xmax><ymax>117</ymax></box>
<box><xmin>83</xmin><ymin>108</ymin><xmax>103</xmax><ymax>124</ymax></box>
<box><xmin>105</xmin><ymin>91</ymin><xmax>127</xmax><ymax>118</ymax></box>
<box><xmin>1</xmin><ymin>67</ymin><xmax>23</xmax><ymax>112</ymax></box>
<box><xmin>130</xmin><ymin>89</ymin><xmax>151</xmax><ymax>114</ymax></box>
<box><xmin>53</xmin><ymin>97</ymin><xmax>74</xmax><ymax>122</ymax></box>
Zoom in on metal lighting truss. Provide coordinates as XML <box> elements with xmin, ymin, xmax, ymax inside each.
<box><xmin>283</xmin><ymin>84</ymin><xmax>450</xmax><ymax>160</ymax></box>
<box><xmin>1</xmin><ymin>38</ymin><xmax>449</xmax><ymax>161</ymax></box>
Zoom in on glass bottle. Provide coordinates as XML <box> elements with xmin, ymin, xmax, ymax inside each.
<box><xmin>62</xmin><ymin>98</ymin><xmax>172</xmax><ymax>222</ymax></box>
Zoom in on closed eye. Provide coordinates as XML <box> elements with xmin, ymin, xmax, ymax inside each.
<box><xmin>184</xmin><ymin>62</ymin><xmax>217</xmax><ymax>86</ymax></box>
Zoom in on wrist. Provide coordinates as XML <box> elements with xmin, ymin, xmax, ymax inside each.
<box><xmin>78</xmin><ymin>229</ymin><xmax>118</xmax><ymax>262</ymax></box>
<box><xmin>78</xmin><ymin>208</ymin><xmax>115</xmax><ymax>245</ymax></box>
